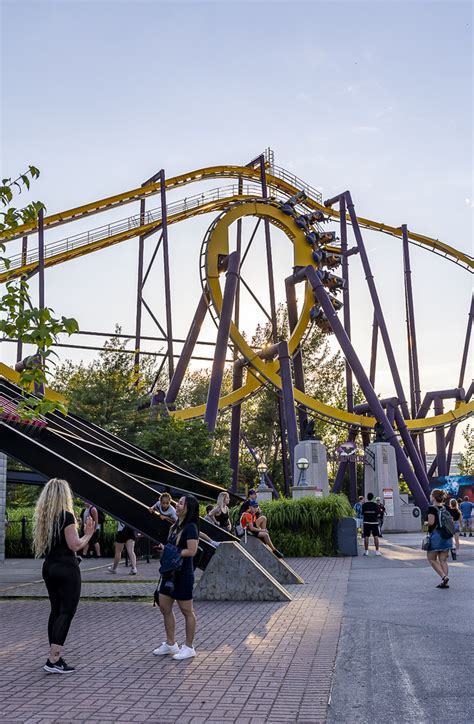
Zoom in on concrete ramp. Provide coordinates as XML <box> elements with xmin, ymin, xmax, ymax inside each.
<box><xmin>193</xmin><ymin>542</ymin><xmax>292</xmax><ymax>602</ymax></box>
<box><xmin>240</xmin><ymin>535</ymin><xmax>304</xmax><ymax>585</ymax></box>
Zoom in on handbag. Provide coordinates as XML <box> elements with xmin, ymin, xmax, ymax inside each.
<box><xmin>159</xmin><ymin>543</ymin><xmax>183</xmax><ymax>575</ymax></box>
<box><xmin>421</xmin><ymin>534</ymin><xmax>431</xmax><ymax>551</ymax></box>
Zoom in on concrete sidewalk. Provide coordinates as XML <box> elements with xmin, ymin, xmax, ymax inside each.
<box><xmin>328</xmin><ymin>533</ymin><xmax>474</xmax><ymax>724</ymax></box>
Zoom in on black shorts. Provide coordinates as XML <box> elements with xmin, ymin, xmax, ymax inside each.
<box><xmin>363</xmin><ymin>523</ymin><xmax>380</xmax><ymax>538</ymax></box>
<box><xmin>89</xmin><ymin>530</ymin><xmax>100</xmax><ymax>545</ymax></box>
<box><xmin>159</xmin><ymin>571</ymin><xmax>194</xmax><ymax>601</ymax></box>
<box><xmin>116</xmin><ymin>527</ymin><xmax>136</xmax><ymax>543</ymax></box>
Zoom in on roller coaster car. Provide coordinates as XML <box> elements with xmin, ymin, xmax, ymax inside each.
<box><xmin>280</xmin><ymin>203</ymin><xmax>297</xmax><ymax>217</ymax></box>
<box><xmin>315</xmin><ymin>231</ymin><xmax>338</xmax><ymax>244</ymax></box>
<box><xmin>318</xmin><ymin>270</ymin><xmax>346</xmax><ymax>291</ymax></box>
<box><xmin>320</xmin><ymin>251</ymin><xmax>342</xmax><ymax>269</ymax></box>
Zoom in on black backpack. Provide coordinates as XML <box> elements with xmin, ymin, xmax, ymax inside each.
<box><xmin>438</xmin><ymin>507</ymin><xmax>455</xmax><ymax>539</ymax></box>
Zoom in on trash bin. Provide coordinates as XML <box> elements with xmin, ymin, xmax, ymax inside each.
<box><xmin>336</xmin><ymin>516</ymin><xmax>358</xmax><ymax>556</ymax></box>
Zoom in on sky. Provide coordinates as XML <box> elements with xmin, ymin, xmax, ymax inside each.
<box><xmin>1</xmin><ymin>0</ymin><xmax>473</xmax><ymax>453</ymax></box>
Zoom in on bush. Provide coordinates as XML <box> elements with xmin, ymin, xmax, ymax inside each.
<box><xmin>231</xmin><ymin>494</ymin><xmax>353</xmax><ymax>557</ymax></box>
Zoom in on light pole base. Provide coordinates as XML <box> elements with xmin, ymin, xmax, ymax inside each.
<box><xmin>291</xmin><ymin>485</ymin><xmax>324</xmax><ymax>500</ymax></box>
<box><xmin>256</xmin><ymin>486</ymin><xmax>273</xmax><ymax>502</ymax></box>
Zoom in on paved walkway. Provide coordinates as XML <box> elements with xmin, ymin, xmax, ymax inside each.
<box><xmin>0</xmin><ymin>557</ymin><xmax>350</xmax><ymax>723</ymax></box>
<box><xmin>1</xmin><ymin>534</ymin><xmax>472</xmax><ymax>723</ymax></box>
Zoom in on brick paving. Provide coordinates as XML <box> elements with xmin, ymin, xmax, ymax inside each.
<box><xmin>0</xmin><ymin>557</ymin><xmax>350</xmax><ymax>723</ymax></box>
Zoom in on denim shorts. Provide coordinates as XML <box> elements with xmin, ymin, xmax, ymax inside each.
<box><xmin>428</xmin><ymin>529</ymin><xmax>452</xmax><ymax>552</ymax></box>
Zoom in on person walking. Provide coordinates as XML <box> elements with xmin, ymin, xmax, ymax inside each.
<box><xmin>107</xmin><ymin>522</ymin><xmax>138</xmax><ymax>575</ymax></box>
<box><xmin>447</xmin><ymin>498</ymin><xmax>461</xmax><ymax>559</ymax></box>
<box><xmin>33</xmin><ymin>478</ymin><xmax>95</xmax><ymax>674</ymax></box>
<box><xmin>375</xmin><ymin>497</ymin><xmax>386</xmax><ymax>537</ymax></box>
<box><xmin>459</xmin><ymin>496</ymin><xmax>473</xmax><ymax>537</ymax></box>
<box><xmin>353</xmin><ymin>496</ymin><xmax>364</xmax><ymax>537</ymax></box>
<box><xmin>362</xmin><ymin>493</ymin><xmax>382</xmax><ymax>556</ymax></box>
<box><xmin>426</xmin><ymin>489</ymin><xmax>452</xmax><ymax>588</ymax></box>
<box><xmin>208</xmin><ymin>491</ymin><xmax>232</xmax><ymax>532</ymax></box>
<box><xmin>154</xmin><ymin>495</ymin><xmax>200</xmax><ymax>661</ymax></box>
<box><xmin>79</xmin><ymin>503</ymin><xmax>100</xmax><ymax>558</ymax></box>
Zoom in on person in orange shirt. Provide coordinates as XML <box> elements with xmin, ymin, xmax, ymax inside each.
<box><xmin>240</xmin><ymin>501</ymin><xmax>284</xmax><ymax>558</ymax></box>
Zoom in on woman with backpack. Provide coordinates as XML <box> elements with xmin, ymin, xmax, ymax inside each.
<box><xmin>426</xmin><ymin>489</ymin><xmax>453</xmax><ymax>588</ymax></box>
<box><xmin>153</xmin><ymin>495</ymin><xmax>200</xmax><ymax>661</ymax></box>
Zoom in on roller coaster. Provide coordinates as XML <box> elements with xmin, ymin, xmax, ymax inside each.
<box><xmin>0</xmin><ymin>149</ymin><xmax>472</xmax><ymax>516</ymax></box>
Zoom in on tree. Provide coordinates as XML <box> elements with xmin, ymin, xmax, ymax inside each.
<box><xmin>459</xmin><ymin>424</ymin><xmax>474</xmax><ymax>476</ymax></box>
<box><xmin>0</xmin><ymin>168</ymin><xmax>78</xmax><ymax>416</ymax></box>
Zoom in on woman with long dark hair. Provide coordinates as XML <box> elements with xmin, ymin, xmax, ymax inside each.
<box><xmin>33</xmin><ymin>479</ymin><xmax>95</xmax><ymax>673</ymax></box>
<box><xmin>153</xmin><ymin>495</ymin><xmax>200</xmax><ymax>660</ymax></box>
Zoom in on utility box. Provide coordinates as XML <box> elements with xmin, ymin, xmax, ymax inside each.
<box><xmin>336</xmin><ymin>516</ymin><xmax>358</xmax><ymax>556</ymax></box>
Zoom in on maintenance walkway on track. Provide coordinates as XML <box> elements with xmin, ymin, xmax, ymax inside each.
<box><xmin>0</xmin><ymin>534</ymin><xmax>473</xmax><ymax>723</ymax></box>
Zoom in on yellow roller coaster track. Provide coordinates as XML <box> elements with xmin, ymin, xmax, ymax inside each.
<box><xmin>1</xmin><ymin>164</ymin><xmax>472</xmax><ymax>431</ymax></box>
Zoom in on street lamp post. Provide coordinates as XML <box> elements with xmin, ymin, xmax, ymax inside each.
<box><xmin>296</xmin><ymin>457</ymin><xmax>309</xmax><ymax>486</ymax></box>
<box><xmin>257</xmin><ymin>462</ymin><xmax>268</xmax><ymax>491</ymax></box>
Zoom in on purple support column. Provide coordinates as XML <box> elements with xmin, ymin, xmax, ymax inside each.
<box><xmin>369</xmin><ymin>312</ymin><xmax>378</xmax><ymax>387</ymax></box>
<box><xmin>230</xmin><ymin>360</ymin><xmax>243</xmax><ymax>493</ymax></box>
<box><xmin>339</xmin><ymin>196</ymin><xmax>357</xmax><ymax>503</ymax></box>
<box><xmin>159</xmin><ymin>169</ymin><xmax>174</xmax><ymax>381</ymax></box>
<box><xmin>260</xmin><ymin>155</ymin><xmax>290</xmax><ymax>495</ymax></box>
<box><xmin>402</xmin><ymin>225</ymin><xmax>422</xmax><ymax>417</ymax></box>
<box><xmin>446</xmin><ymin>294</ymin><xmax>473</xmax><ymax>471</ymax></box>
<box><xmin>278</xmin><ymin>340</ymin><xmax>299</xmax><ymax>478</ymax></box>
<box><xmin>134</xmin><ymin>171</ymin><xmax>162</xmax><ymax>379</ymax></box>
<box><xmin>305</xmin><ymin>264</ymin><xmax>428</xmax><ymax>513</ymax></box>
<box><xmin>285</xmin><ymin>272</ymin><xmax>307</xmax><ymax>433</ymax></box>
<box><xmin>433</xmin><ymin>397</ymin><xmax>447</xmax><ymax>477</ymax></box>
<box><xmin>38</xmin><ymin>207</ymin><xmax>45</xmax><ymax>309</ymax></box>
<box><xmin>166</xmin><ymin>289</ymin><xmax>210</xmax><ymax>405</ymax></box>
<box><xmin>16</xmin><ymin>236</ymin><xmax>28</xmax><ymax>363</ymax></box>
<box><xmin>205</xmin><ymin>252</ymin><xmax>240</xmax><ymax>433</ymax></box>
<box><xmin>390</xmin><ymin>407</ymin><xmax>431</xmax><ymax>497</ymax></box>
<box><xmin>345</xmin><ymin>192</ymin><xmax>410</xmax><ymax>418</ymax></box>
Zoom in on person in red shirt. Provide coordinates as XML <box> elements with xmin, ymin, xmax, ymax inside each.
<box><xmin>240</xmin><ymin>501</ymin><xmax>284</xmax><ymax>558</ymax></box>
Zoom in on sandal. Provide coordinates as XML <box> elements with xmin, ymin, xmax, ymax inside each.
<box><xmin>437</xmin><ymin>576</ymin><xmax>449</xmax><ymax>588</ymax></box>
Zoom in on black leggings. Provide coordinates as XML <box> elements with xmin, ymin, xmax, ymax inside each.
<box><xmin>42</xmin><ymin>556</ymin><xmax>81</xmax><ymax>646</ymax></box>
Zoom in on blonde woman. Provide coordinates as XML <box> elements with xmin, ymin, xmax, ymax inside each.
<box><xmin>33</xmin><ymin>479</ymin><xmax>95</xmax><ymax>674</ymax></box>
<box><xmin>208</xmin><ymin>491</ymin><xmax>231</xmax><ymax>531</ymax></box>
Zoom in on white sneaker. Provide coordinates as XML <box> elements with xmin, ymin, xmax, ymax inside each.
<box><xmin>153</xmin><ymin>642</ymin><xmax>179</xmax><ymax>656</ymax></box>
<box><xmin>107</xmin><ymin>566</ymin><xmax>117</xmax><ymax>573</ymax></box>
<box><xmin>363</xmin><ymin>551</ymin><xmax>369</xmax><ymax>556</ymax></box>
<box><xmin>129</xmin><ymin>568</ymin><xmax>138</xmax><ymax>575</ymax></box>
<box><xmin>172</xmin><ymin>645</ymin><xmax>196</xmax><ymax>660</ymax></box>
<box><xmin>375</xmin><ymin>551</ymin><xmax>382</xmax><ymax>556</ymax></box>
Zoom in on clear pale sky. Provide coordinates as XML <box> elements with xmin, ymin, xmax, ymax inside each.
<box><xmin>1</xmin><ymin>0</ymin><xmax>472</xmax><ymax>451</ymax></box>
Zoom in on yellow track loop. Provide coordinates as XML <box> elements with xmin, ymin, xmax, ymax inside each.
<box><xmin>1</xmin><ymin>164</ymin><xmax>472</xmax><ymax>270</ymax></box>
<box><xmin>173</xmin><ymin>201</ymin><xmax>473</xmax><ymax>431</ymax></box>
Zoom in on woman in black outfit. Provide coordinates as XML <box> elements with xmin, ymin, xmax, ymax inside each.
<box><xmin>33</xmin><ymin>479</ymin><xmax>95</xmax><ymax>674</ymax></box>
<box><xmin>154</xmin><ymin>495</ymin><xmax>200</xmax><ymax>661</ymax></box>
<box><xmin>208</xmin><ymin>491</ymin><xmax>231</xmax><ymax>531</ymax></box>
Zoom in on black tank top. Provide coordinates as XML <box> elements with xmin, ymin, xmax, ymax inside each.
<box><xmin>214</xmin><ymin>509</ymin><xmax>229</xmax><ymax>528</ymax></box>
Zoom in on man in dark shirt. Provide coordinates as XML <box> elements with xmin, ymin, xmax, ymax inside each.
<box><xmin>362</xmin><ymin>492</ymin><xmax>382</xmax><ymax>556</ymax></box>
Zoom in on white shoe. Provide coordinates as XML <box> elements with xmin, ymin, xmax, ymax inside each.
<box><xmin>375</xmin><ymin>551</ymin><xmax>382</xmax><ymax>556</ymax></box>
<box><xmin>107</xmin><ymin>566</ymin><xmax>117</xmax><ymax>573</ymax></box>
<box><xmin>153</xmin><ymin>642</ymin><xmax>179</xmax><ymax>656</ymax></box>
<box><xmin>363</xmin><ymin>551</ymin><xmax>369</xmax><ymax>556</ymax></box>
<box><xmin>129</xmin><ymin>568</ymin><xmax>138</xmax><ymax>575</ymax></box>
<box><xmin>172</xmin><ymin>645</ymin><xmax>196</xmax><ymax>660</ymax></box>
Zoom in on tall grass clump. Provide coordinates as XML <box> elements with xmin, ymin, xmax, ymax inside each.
<box><xmin>231</xmin><ymin>494</ymin><xmax>353</xmax><ymax>557</ymax></box>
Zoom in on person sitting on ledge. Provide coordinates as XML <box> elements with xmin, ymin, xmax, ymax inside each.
<box><xmin>240</xmin><ymin>500</ymin><xmax>284</xmax><ymax>558</ymax></box>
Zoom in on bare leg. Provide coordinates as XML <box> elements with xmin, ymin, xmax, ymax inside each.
<box><xmin>257</xmin><ymin>530</ymin><xmax>276</xmax><ymax>551</ymax></box>
<box><xmin>159</xmin><ymin>594</ymin><xmax>176</xmax><ymax>645</ymax></box>
<box><xmin>364</xmin><ymin>536</ymin><xmax>369</xmax><ymax>552</ymax></box>
<box><xmin>427</xmin><ymin>552</ymin><xmax>444</xmax><ymax>578</ymax></box>
<box><xmin>374</xmin><ymin>536</ymin><xmax>379</xmax><ymax>551</ymax></box>
<box><xmin>112</xmin><ymin>542</ymin><xmax>124</xmax><ymax>569</ymax></box>
<box><xmin>125</xmin><ymin>539</ymin><xmax>137</xmax><ymax>569</ymax></box>
<box><xmin>177</xmin><ymin>599</ymin><xmax>196</xmax><ymax>647</ymax></box>
<box><xmin>94</xmin><ymin>541</ymin><xmax>101</xmax><ymax>557</ymax></box>
<box><xmin>49</xmin><ymin>643</ymin><xmax>63</xmax><ymax>663</ymax></box>
<box><xmin>256</xmin><ymin>515</ymin><xmax>267</xmax><ymax>530</ymax></box>
<box><xmin>438</xmin><ymin>551</ymin><xmax>449</xmax><ymax>578</ymax></box>
<box><xmin>454</xmin><ymin>532</ymin><xmax>459</xmax><ymax>550</ymax></box>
